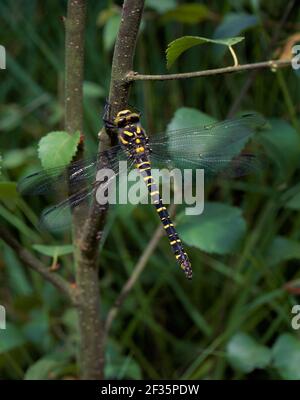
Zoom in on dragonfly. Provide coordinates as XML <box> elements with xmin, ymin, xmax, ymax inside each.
<box><xmin>18</xmin><ymin>109</ymin><xmax>265</xmax><ymax>279</ymax></box>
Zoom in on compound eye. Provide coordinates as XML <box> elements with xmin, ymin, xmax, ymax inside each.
<box><xmin>117</xmin><ymin>118</ymin><xmax>125</xmax><ymax>127</ymax></box>
<box><xmin>131</xmin><ymin>115</ymin><xmax>139</xmax><ymax>123</ymax></box>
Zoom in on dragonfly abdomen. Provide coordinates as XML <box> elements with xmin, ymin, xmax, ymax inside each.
<box><xmin>136</xmin><ymin>159</ymin><xmax>192</xmax><ymax>279</ymax></box>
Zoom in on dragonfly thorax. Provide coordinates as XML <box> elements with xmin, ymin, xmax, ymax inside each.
<box><xmin>118</xmin><ymin>124</ymin><xmax>150</xmax><ymax>159</ymax></box>
<box><xmin>114</xmin><ymin>110</ymin><xmax>150</xmax><ymax>159</ymax></box>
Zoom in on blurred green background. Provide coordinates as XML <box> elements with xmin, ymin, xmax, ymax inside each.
<box><xmin>1</xmin><ymin>0</ymin><xmax>300</xmax><ymax>380</ymax></box>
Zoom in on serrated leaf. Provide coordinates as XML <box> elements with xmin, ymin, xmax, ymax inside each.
<box><xmin>32</xmin><ymin>244</ymin><xmax>74</xmax><ymax>257</ymax></box>
<box><xmin>176</xmin><ymin>202</ymin><xmax>246</xmax><ymax>255</ymax></box>
<box><xmin>166</xmin><ymin>35</ymin><xmax>244</xmax><ymax>68</ymax></box>
<box><xmin>265</xmin><ymin>236</ymin><xmax>300</xmax><ymax>266</ymax></box>
<box><xmin>272</xmin><ymin>333</ymin><xmax>300</xmax><ymax>380</ymax></box>
<box><xmin>227</xmin><ymin>332</ymin><xmax>271</xmax><ymax>373</ymax></box>
<box><xmin>0</xmin><ymin>182</ymin><xmax>18</xmax><ymax>199</ymax></box>
<box><xmin>38</xmin><ymin>131</ymin><xmax>80</xmax><ymax>171</ymax></box>
<box><xmin>162</xmin><ymin>3</ymin><xmax>213</xmax><ymax>24</ymax></box>
<box><xmin>104</xmin><ymin>14</ymin><xmax>121</xmax><ymax>51</ymax></box>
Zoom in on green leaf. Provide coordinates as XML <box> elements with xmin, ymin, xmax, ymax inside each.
<box><xmin>226</xmin><ymin>332</ymin><xmax>271</xmax><ymax>373</ymax></box>
<box><xmin>146</xmin><ymin>0</ymin><xmax>176</xmax><ymax>13</ymax></box>
<box><xmin>22</xmin><ymin>309</ymin><xmax>53</xmax><ymax>352</ymax></box>
<box><xmin>176</xmin><ymin>202</ymin><xmax>246</xmax><ymax>255</ymax></box>
<box><xmin>214</xmin><ymin>13</ymin><xmax>258</xmax><ymax>40</ymax></box>
<box><xmin>38</xmin><ymin>131</ymin><xmax>81</xmax><ymax>171</ymax></box>
<box><xmin>166</xmin><ymin>35</ymin><xmax>244</xmax><ymax>68</ymax></box>
<box><xmin>0</xmin><ymin>105</ymin><xmax>22</xmax><ymax>131</ymax></box>
<box><xmin>24</xmin><ymin>354</ymin><xmax>70</xmax><ymax>380</ymax></box>
<box><xmin>105</xmin><ymin>339</ymin><xmax>142</xmax><ymax>379</ymax></box>
<box><xmin>32</xmin><ymin>244</ymin><xmax>74</xmax><ymax>257</ymax></box>
<box><xmin>0</xmin><ymin>182</ymin><xmax>18</xmax><ymax>200</ymax></box>
<box><xmin>3</xmin><ymin>246</ymin><xmax>33</xmax><ymax>296</ymax></box>
<box><xmin>3</xmin><ymin>148</ymin><xmax>35</xmax><ymax>169</ymax></box>
<box><xmin>257</xmin><ymin>119</ymin><xmax>300</xmax><ymax>177</ymax></box>
<box><xmin>286</xmin><ymin>190</ymin><xmax>300</xmax><ymax>210</ymax></box>
<box><xmin>266</xmin><ymin>236</ymin><xmax>300</xmax><ymax>266</ymax></box>
<box><xmin>167</xmin><ymin>107</ymin><xmax>217</xmax><ymax>131</ymax></box>
<box><xmin>162</xmin><ymin>4</ymin><xmax>213</xmax><ymax>24</ymax></box>
<box><xmin>103</xmin><ymin>14</ymin><xmax>121</xmax><ymax>51</ymax></box>
<box><xmin>272</xmin><ymin>334</ymin><xmax>300</xmax><ymax>380</ymax></box>
<box><xmin>83</xmin><ymin>81</ymin><xmax>105</xmax><ymax>99</ymax></box>
<box><xmin>25</xmin><ymin>358</ymin><xmax>61</xmax><ymax>380</ymax></box>
<box><xmin>0</xmin><ymin>323</ymin><xmax>27</xmax><ymax>354</ymax></box>
<box><xmin>97</xmin><ymin>7</ymin><xmax>118</xmax><ymax>26</ymax></box>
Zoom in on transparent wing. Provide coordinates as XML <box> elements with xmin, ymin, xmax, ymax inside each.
<box><xmin>18</xmin><ymin>145</ymin><xmax>134</xmax><ymax>232</ymax></box>
<box><xmin>38</xmin><ymin>157</ymin><xmax>135</xmax><ymax>232</ymax></box>
<box><xmin>149</xmin><ymin>114</ymin><xmax>265</xmax><ymax>177</ymax></box>
<box><xmin>150</xmin><ymin>114</ymin><xmax>265</xmax><ymax>150</ymax></box>
<box><xmin>17</xmin><ymin>145</ymin><xmax>123</xmax><ymax>196</ymax></box>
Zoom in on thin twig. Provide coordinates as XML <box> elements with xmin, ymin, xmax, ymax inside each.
<box><xmin>0</xmin><ymin>226</ymin><xmax>77</xmax><ymax>303</ymax></box>
<box><xmin>105</xmin><ymin>204</ymin><xmax>176</xmax><ymax>337</ymax></box>
<box><xmin>126</xmin><ymin>59</ymin><xmax>290</xmax><ymax>81</ymax></box>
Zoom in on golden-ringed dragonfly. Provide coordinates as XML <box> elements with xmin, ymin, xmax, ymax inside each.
<box><xmin>18</xmin><ymin>108</ymin><xmax>265</xmax><ymax>279</ymax></box>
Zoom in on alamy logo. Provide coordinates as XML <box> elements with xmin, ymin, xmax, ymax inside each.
<box><xmin>0</xmin><ymin>45</ymin><xmax>6</xmax><ymax>70</ymax></box>
<box><xmin>0</xmin><ymin>305</ymin><xmax>6</xmax><ymax>329</ymax></box>
<box><xmin>94</xmin><ymin>162</ymin><xmax>205</xmax><ymax>216</ymax></box>
<box><xmin>292</xmin><ymin>45</ymin><xmax>300</xmax><ymax>70</ymax></box>
<box><xmin>291</xmin><ymin>305</ymin><xmax>300</xmax><ymax>330</ymax></box>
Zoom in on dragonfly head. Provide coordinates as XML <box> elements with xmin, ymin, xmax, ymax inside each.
<box><xmin>114</xmin><ymin>109</ymin><xmax>140</xmax><ymax>128</ymax></box>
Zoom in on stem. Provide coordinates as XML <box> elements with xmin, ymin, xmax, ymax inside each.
<box><xmin>65</xmin><ymin>0</ymin><xmax>104</xmax><ymax>380</ymax></box>
<box><xmin>65</xmin><ymin>0</ymin><xmax>145</xmax><ymax>379</ymax></box>
<box><xmin>127</xmin><ymin>59</ymin><xmax>290</xmax><ymax>81</ymax></box>
<box><xmin>108</xmin><ymin>0</ymin><xmax>145</xmax><ymax>119</ymax></box>
<box><xmin>229</xmin><ymin>46</ymin><xmax>238</xmax><ymax>67</ymax></box>
<box><xmin>0</xmin><ymin>226</ymin><xmax>76</xmax><ymax>303</ymax></box>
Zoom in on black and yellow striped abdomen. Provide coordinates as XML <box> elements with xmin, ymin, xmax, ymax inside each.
<box><xmin>136</xmin><ymin>159</ymin><xmax>192</xmax><ymax>279</ymax></box>
<box><xmin>113</xmin><ymin>108</ymin><xmax>192</xmax><ymax>279</ymax></box>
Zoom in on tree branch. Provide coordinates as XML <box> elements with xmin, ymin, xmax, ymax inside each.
<box><xmin>64</xmin><ymin>0</ymin><xmax>105</xmax><ymax>381</ymax></box>
<box><xmin>126</xmin><ymin>59</ymin><xmax>291</xmax><ymax>81</ymax></box>
<box><xmin>63</xmin><ymin>0</ymin><xmax>145</xmax><ymax>379</ymax></box>
<box><xmin>108</xmin><ymin>0</ymin><xmax>145</xmax><ymax>119</ymax></box>
<box><xmin>0</xmin><ymin>226</ymin><xmax>76</xmax><ymax>303</ymax></box>
<box><xmin>80</xmin><ymin>0</ymin><xmax>145</xmax><ymax>258</ymax></box>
